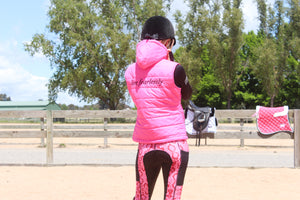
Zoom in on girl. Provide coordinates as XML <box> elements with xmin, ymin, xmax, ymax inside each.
<box><xmin>125</xmin><ymin>16</ymin><xmax>192</xmax><ymax>200</ymax></box>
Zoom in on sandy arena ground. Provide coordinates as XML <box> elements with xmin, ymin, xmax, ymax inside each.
<box><xmin>0</xmin><ymin>138</ymin><xmax>300</xmax><ymax>200</ymax></box>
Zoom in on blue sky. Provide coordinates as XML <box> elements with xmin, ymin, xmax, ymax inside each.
<box><xmin>0</xmin><ymin>0</ymin><xmax>274</xmax><ymax>106</ymax></box>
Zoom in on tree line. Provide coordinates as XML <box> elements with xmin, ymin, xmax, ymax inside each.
<box><xmin>24</xmin><ymin>0</ymin><xmax>299</xmax><ymax>109</ymax></box>
<box><xmin>174</xmin><ymin>0</ymin><xmax>299</xmax><ymax>109</ymax></box>
<box><xmin>0</xmin><ymin>94</ymin><xmax>11</xmax><ymax>101</ymax></box>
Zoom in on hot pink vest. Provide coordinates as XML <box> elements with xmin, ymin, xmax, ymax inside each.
<box><xmin>125</xmin><ymin>40</ymin><xmax>187</xmax><ymax>143</ymax></box>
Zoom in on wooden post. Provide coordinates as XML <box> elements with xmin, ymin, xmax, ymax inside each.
<box><xmin>240</xmin><ymin>118</ymin><xmax>245</xmax><ymax>147</ymax></box>
<box><xmin>46</xmin><ymin>110</ymin><xmax>53</xmax><ymax>164</ymax></box>
<box><xmin>103</xmin><ymin>118</ymin><xmax>108</xmax><ymax>148</ymax></box>
<box><xmin>294</xmin><ymin>109</ymin><xmax>300</xmax><ymax>168</ymax></box>
<box><xmin>40</xmin><ymin>117</ymin><xmax>45</xmax><ymax>147</ymax></box>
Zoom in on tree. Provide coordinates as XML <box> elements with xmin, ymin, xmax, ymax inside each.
<box><xmin>25</xmin><ymin>0</ymin><xmax>171</xmax><ymax>110</ymax></box>
<box><xmin>278</xmin><ymin>0</ymin><xmax>300</xmax><ymax>108</ymax></box>
<box><xmin>232</xmin><ymin>31</ymin><xmax>265</xmax><ymax>109</ymax></box>
<box><xmin>174</xmin><ymin>0</ymin><xmax>244</xmax><ymax>109</ymax></box>
<box><xmin>173</xmin><ymin>0</ymin><xmax>299</xmax><ymax>109</ymax></box>
<box><xmin>286</xmin><ymin>0</ymin><xmax>300</xmax><ymax>76</ymax></box>
<box><xmin>0</xmin><ymin>94</ymin><xmax>11</xmax><ymax>101</ymax></box>
<box><xmin>257</xmin><ymin>0</ymin><xmax>268</xmax><ymax>34</ymax></box>
<box><xmin>253</xmin><ymin>0</ymin><xmax>298</xmax><ymax>107</ymax></box>
<box><xmin>192</xmin><ymin>73</ymin><xmax>225</xmax><ymax>108</ymax></box>
<box><xmin>174</xmin><ymin>0</ymin><xmax>213</xmax><ymax>89</ymax></box>
<box><xmin>208</xmin><ymin>0</ymin><xmax>244</xmax><ymax>108</ymax></box>
<box><xmin>121</xmin><ymin>0</ymin><xmax>172</xmax><ymax>41</ymax></box>
<box><xmin>253</xmin><ymin>38</ymin><xmax>280</xmax><ymax>107</ymax></box>
<box><xmin>174</xmin><ymin>0</ymin><xmax>226</xmax><ymax>107</ymax></box>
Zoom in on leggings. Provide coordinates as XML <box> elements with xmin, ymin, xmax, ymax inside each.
<box><xmin>134</xmin><ymin>140</ymin><xmax>189</xmax><ymax>200</ymax></box>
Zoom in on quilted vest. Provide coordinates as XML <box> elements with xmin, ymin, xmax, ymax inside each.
<box><xmin>125</xmin><ymin>40</ymin><xmax>187</xmax><ymax>143</ymax></box>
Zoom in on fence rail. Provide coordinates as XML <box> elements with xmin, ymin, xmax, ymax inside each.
<box><xmin>0</xmin><ymin>109</ymin><xmax>299</xmax><ymax>167</ymax></box>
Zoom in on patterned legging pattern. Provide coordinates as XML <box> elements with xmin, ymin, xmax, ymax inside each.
<box><xmin>134</xmin><ymin>140</ymin><xmax>189</xmax><ymax>200</ymax></box>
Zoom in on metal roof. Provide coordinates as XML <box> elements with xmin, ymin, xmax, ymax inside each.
<box><xmin>0</xmin><ymin>101</ymin><xmax>61</xmax><ymax>111</ymax></box>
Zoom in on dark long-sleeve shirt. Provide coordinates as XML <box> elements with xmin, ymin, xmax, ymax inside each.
<box><xmin>174</xmin><ymin>64</ymin><xmax>192</xmax><ymax>100</ymax></box>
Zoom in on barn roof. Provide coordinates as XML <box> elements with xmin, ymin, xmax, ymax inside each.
<box><xmin>0</xmin><ymin>101</ymin><xmax>61</xmax><ymax>111</ymax></box>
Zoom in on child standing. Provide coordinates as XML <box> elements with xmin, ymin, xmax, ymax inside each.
<box><xmin>125</xmin><ymin>16</ymin><xmax>192</xmax><ymax>200</ymax></box>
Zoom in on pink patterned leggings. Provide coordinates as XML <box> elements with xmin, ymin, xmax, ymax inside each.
<box><xmin>134</xmin><ymin>140</ymin><xmax>189</xmax><ymax>200</ymax></box>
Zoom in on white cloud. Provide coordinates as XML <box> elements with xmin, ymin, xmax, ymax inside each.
<box><xmin>241</xmin><ymin>0</ymin><xmax>259</xmax><ymax>33</ymax></box>
<box><xmin>0</xmin><ymin>54</ymin><xmax>88</xmax><ymax>105</ymax></box>
<box><xmin>0</xmin><ymin>55</ymin><xmax>48</xmax><ymax>101</ymax></box>
<box><xmin>0</xmin><ymin>41</ymin><xmax>89</xmax><ymax>106</ymax></box>
<box><xmin>0</xmin><ymin>0</ymin><xmax>89</xmax><ymax>106</ymax></box>
<box><xmin>242</xmin><ymin>0</ymin><xmax>275</xmax><ymax>33</ymax></box>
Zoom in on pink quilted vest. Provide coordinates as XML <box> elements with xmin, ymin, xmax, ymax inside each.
<box><xmin>125</xmin><ymin>40</ymin><xmax>187</xmax><ymax>143</ymax></box>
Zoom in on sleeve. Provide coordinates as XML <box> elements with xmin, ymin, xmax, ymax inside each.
<box><xmin>174</xmin><ymin>64</ymin><xmax>192</xmax><ymax>100</ymax></box>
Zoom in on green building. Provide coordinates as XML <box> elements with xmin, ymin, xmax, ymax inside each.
<box><xmin>0</xmin><ymin>101</ymin><xmax>61</xmax><ymax>111</ymax></box>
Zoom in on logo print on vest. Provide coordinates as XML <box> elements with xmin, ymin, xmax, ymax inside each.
<box><xmin>131</xmin><ymin>78</ymin><xmax>163</xmax><ymax>87</ymax></box>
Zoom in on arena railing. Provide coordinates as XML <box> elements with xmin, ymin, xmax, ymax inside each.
<box><xmin>0</xmin><ymin>109</ymin><xmax>299</xmax><ymax>167</ymax></box>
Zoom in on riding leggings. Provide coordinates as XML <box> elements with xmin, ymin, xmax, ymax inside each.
<box><xmin>134</xmin><ymin>140</ymin><xmax>189</xmax><ymax>200</ymax></box>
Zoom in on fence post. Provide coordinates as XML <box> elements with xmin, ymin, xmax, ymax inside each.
<box><xmin>294</xmin><ymin>109</ymin><xmax>300</xmax><ymax>168</ymax></box>
<box><xmin>40</xmin><ymin>117</ymin><xmax>45</xmax><ymax>147</ymax></box>
<box><xmin>46</xmin><ymin>110</ymin><xmax>53</xmax><ymax>164</ymax></box>
<box><xmin>103</xmin><ymin>118</ymin><xmax>108</xmax><ymax>148</ymax></box>
<box><xmin>240</xmin><ymin>118</ymin><xmax>245</xmax><ymax>147</ymax></box>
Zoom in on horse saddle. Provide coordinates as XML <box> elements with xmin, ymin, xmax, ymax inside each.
<box><xmin>185</xmin><ymin>100</ymin><xmax>217</xmax><ymax>135</ymax></box>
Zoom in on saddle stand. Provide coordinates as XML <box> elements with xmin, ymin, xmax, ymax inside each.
<box><xmin>185</xmin><ymin>100</ymin><xmax>217</xmax><ymax>146</ymax></box>
<box><xmin>195</xmin><ymin>130</ymin><xmax>202</xmax><ymax>146</ymax></box>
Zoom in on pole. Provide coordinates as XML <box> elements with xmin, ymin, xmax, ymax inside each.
<box><xmin>46</xmin><ymin>110</ymin><xmax>53</xmax><ymax>164</ymax></box>
<box><xmin>104</xmin><ymin>118</ymin><xmax>108</xmax><ymax>148</ymax></box>
<box><xmin>294</xmin><ymin>110</ymin><xmax>300</xmax><ymax>168</ymax></box>
<box><xmin>40</xmin><ymin>117</ymin><xmax>45</xmax><ymax>147</ymax></box>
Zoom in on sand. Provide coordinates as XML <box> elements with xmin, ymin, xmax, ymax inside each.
<box><xmin>0</xmin><ymin>166</ymin><xmax>300</xmax><ymax>200</ymax></box>
<box><xmin>0</xmin><ymin>138</ymin><xmax>299</xmax><ymax>200</ymax></box>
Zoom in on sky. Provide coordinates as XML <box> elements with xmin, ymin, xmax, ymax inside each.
<box><xmin>0</xmin><ymin>0</ymin><xmax>274</xmax><ymax>106</ymax></box>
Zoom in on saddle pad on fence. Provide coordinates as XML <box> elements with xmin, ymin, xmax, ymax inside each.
<box><xmin>256</xmin><ymin>106</ymin><xmax>293</xmax><ymax>135</ymax></box>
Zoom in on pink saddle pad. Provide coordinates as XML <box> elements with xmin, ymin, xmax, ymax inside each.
<box><xmin>256</xmin><ymin>106</ymin><xmax>293</xmax><ymax>135</ymax></box>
